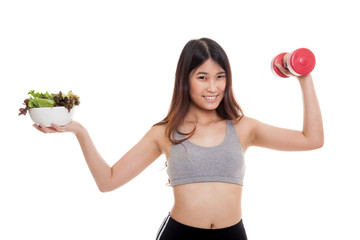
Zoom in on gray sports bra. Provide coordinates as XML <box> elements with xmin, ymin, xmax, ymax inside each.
<box><xmin>167</xmin><ymin>119</ymin><xmax>245</xmax><ymax>187</ymax></box>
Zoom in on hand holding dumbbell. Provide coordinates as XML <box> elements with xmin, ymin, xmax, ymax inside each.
<box><xmin>271</xmin><ymin>48</ymin><xmax>316</xmax><ymax>78</ymax></box>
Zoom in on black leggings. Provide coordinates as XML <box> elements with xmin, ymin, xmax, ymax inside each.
<box><xmin>156</xmin><ymin>213</ymin><xmax>248</xmax><ymax>240</ymax></box>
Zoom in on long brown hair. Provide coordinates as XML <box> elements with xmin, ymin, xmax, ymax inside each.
<box><xmin>154</xmin><ymin>38</ymin><xmax>244</xmax><ymax>144</ymax></box>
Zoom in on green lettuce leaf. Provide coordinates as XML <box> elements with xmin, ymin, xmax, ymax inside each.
<box><xmin>28</xmin><ymin>90</ymin><xmax>52</xmax><ymax>99</ymax></box>
<box><xmin>28</xmin><ymin>98</ymin><xmax>54</xmax><ymax>108</ymax></box>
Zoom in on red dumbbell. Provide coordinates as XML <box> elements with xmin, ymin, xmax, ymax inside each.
<box><xmin>271</xmin><ymin>48</ymin><xmax>316</xmax><ymax>78</ymax></box>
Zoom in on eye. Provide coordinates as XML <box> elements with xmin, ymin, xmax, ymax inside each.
<box><xmin>198</xmin><ymin>76</ymin><xmax>206</xmax><ymax>80</ymax></box>
<box><xmin>217</xmin><ymin>75</ymin><xmax>226</xmax><ymax>79</ymax></box>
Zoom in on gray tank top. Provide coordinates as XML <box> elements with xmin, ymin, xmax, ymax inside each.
<box><xmin>167</xmin><ymin>119</ymin><xmax>245</xmax><ymax>187</ymax></box>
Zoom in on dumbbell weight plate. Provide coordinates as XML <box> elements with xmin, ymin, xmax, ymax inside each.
<box><xmin>287</xmin><ymin>48</ymin><xmax>316</xmax><ymax>76</ymax></box>
<box><xmin>271</xmin><ymin>52</ymin><xmax>289</xmax><ymax>78</ymax></box>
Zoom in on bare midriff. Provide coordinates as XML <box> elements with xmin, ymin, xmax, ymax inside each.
<box><xmin>170</xmin><ymin>181</ymin><xmax>242</xmax><ymax>229</ymax></box>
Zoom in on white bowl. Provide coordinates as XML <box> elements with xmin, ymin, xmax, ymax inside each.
<box><xmin>29</xmin><ymin>106</ymin><xmax>76</xmax><ymax>127</ymax></box>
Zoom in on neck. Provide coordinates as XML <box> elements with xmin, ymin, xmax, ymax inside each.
<box><xmin>185</xmin><ymin>103</ymin><xmax>222</xmax><ymax>125</ymax></box>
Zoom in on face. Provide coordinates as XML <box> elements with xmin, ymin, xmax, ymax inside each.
<box><xmin>189</xmin><ymin>59</ymin><xmax>226</xmax><ymax>111</ymax></box>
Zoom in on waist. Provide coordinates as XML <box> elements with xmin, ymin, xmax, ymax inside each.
<box><xmin>170</xmin><ymin>182</ymin><xmax>242</xmax><ymax>229</ymax></box>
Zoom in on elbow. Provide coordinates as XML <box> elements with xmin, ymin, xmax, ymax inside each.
<box><xmin>96</xmin><ymin>170</ymin><xmax>126</xmax><ymax>193</ymax></box>
<box><xmin>97</xmin><ymin>169</ymin><xmax>116</xmax><ymax>193</ymax></box>
<box><xmin>318</xmin><ymin>138</ymin><xmax>324</xmax><ymax>149</ymax></box>
<box><xmin>98</xmin><ymin>186</ymin><xmax>113</xmax><ymax>193</ymax></box>
<box><xmin>98</xmin><ymin>181</ymin><xmax>123</xmax><ymax>193</ymax></box>
<box><xmin>309</xmin><ymin>137</ymin><xmax>324</xmax><ymax>150</ymax></box>
<box><xmin>316</xmin><ymin>133</ymin><xmax>325</xmax><ymax>149</ymax></box>
<box><xmin>312</xmin><ymin>141</ymin><xmax>324</xmax><ymax>150</ymax></box>
<box><xmin>303</xmin><ymin>131</ymin><xmax>324</xmax><ymax>150</ymax></box>
<box><xmin>99</xmin><ymin>187</ymin><xmax>110</xmax><ymax>193</ymax></box>
<box><xmin>97</xmin><ymin>182</ymin><xmax>114</xmax><ymax>193</ymax></box>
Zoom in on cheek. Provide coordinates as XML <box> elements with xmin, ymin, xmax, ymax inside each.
<box><xmin>220</xmin><ymin>80</ymin><xmax>227</xmax><ymax>92</ymax></box>
<box><xmin>190</xmin><ymin>81</ymin><xmax>202</xmax><ymax>94</ymax></box>
<box><xmin>188</xmin><ymin>85</ymin><xmax>198</xmax><ymax>100</ymax></box>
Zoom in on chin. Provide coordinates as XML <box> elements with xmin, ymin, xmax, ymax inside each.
<box><xmin>203</xmin><ymin>103</ymin><xmax>222</xmax><ymax>111</ymax></box>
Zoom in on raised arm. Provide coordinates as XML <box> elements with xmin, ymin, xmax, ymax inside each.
<box><xmin>34</xmin><ymin>122</ymin><xmax>163</xmax><ymax>192</ymax></box>
<box><xmin>248</xmin><ymin>71</ymin><xmax>324</xmax><ymax>151</ymax></box>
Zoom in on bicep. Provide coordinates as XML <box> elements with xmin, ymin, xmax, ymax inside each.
<box><xmin>109</xmin><ymin>127</ymin><xmax>162</xmax><ymax>189</ymax></box>
<box><xmin>249</xmin><ymin>118</ymin><xmax>314</xmax><ymax>151</ymax></box>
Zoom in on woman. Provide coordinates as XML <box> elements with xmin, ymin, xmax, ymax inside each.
<box><xmin>34</xmin><ymin>38</ymin><xmax>324</xmax><ymax>239</ymax></box>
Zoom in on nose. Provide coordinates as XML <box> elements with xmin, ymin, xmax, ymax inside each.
<box><xmin>207</xmin><ymin>78</ymin><xmax>217</xmax><ymax>92</ymax></box>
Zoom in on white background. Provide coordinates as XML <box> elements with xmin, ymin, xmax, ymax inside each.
<box><xmin>1</xmin><ymin>0</ymin><xmax>359</xmax><ymax>239</ymax></box>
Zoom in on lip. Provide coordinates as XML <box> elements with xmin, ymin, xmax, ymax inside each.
<box><xmin>203</xmin><ymin>95</ymin><xmax>219</xmax><ymax>103</ymax></box>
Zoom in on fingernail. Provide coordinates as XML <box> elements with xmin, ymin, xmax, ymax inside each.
<box><xmin>38</xmin><ymin>125</ymin><xmax>42</xmax><ymax>128</ymax></box>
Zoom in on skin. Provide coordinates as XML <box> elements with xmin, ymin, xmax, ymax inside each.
<box><xmin>34</xmin><ymin>59</ymin><xmax>324</xmax><ymax>229</ymax></box>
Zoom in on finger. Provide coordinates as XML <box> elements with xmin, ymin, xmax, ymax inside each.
<box><xmin>33</xmin><ymin>124</ymin><xmax>47</xmax><ymax>133</ymax></box>
<box><xmin>39</xmin><ymin>124</ymin><xmax>59</xmax><ymax>133</ymax></box>
<box><xmin>50</xmin><ymin>123</ymin><xmax>67</xmax><ymax>132</ymax></box>
<box><xmin>33</xmin><ymin>124</ymin><xmax>45</xmax><ymax>133</ymax></box>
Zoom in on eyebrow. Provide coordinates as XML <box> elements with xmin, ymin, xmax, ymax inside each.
<box><xmin>196</xmin><ymin>71</ymin><xmax>226</xmax><ymax>75</ymax></box>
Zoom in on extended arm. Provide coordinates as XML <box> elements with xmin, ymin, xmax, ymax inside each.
<box><xmin>249</xmin><ymin>73</ymin><xmax>324</xmax><ymax>151</ymax></box>
<box><xmin>35</xmin><ymin>122</ymin><xmax>163</xmax><ymax>192</ymax></box>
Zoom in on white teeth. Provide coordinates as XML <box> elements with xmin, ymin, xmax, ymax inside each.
<box><xmin>204</xmin><ymin>96</ymin><xmax>216</xmax><ymax>100</ymax></box>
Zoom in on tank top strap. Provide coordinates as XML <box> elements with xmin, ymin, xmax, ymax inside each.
<box><xmin>225</xmin><ymin>119</ymin><xmax>241</xmax><ymax>144</ymax></box>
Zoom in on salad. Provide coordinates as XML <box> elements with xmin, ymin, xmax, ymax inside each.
<box><xmin>19</xmin><ymin>90</ymin><xmax>80</xmax><ymax>116</ymax></box>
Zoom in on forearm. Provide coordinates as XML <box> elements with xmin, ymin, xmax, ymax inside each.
<box><xmin>75</xmin><ymin>126</ymin><xmax>112</xmax><ymax>192</ymax></box>
<box><xmin>299</xmin><ymin>75</ymin><xmax>324</xmax><ymax>147</ymax></box>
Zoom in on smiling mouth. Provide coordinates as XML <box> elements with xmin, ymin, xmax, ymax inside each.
<box><xmin>203</xmin><ymin>95</ymin><xmax>219</xmax><ymax>102</ymax></box>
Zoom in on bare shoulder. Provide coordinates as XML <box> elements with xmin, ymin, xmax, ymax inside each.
<box><xmin>147</xmin><ymin>124</ymin><xmax>171</xmax><ymax>156</ymax></box>
<box><xmin>234</xmin><ymin>115</ymin><xmax>255</xmax><ymax>127</ymax></box>
<box><xmin>147</xmin><ymin>124</ymin><xmax>166</xmax><ymax>137</ymax></box>
<box><xmin>233</xmin><ymin>115</ymin><xmax>258</xmax><ymax>132</ymax></box>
